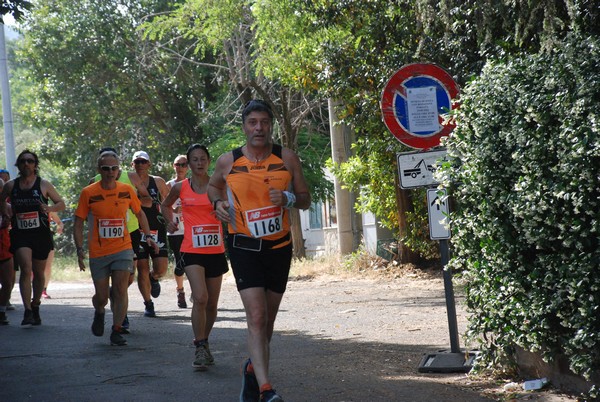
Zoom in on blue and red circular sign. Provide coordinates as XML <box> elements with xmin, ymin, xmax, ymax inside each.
<box><xmin>381</xmin><ymin>63</ymin><xmax>459</xmax><ymax>149</ymax></box>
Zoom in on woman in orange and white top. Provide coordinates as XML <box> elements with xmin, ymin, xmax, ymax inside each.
<box><xmin>162</xmin><ymin>144</ymin><xmax>228</xmax><ymax>371</ymax></box>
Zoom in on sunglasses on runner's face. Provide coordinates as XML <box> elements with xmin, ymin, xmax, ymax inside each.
<box><xmin>134</xmin><ymin>159</ymin><xmax>149</xmax><ymax>165</ymax></box>
<box><xmin>174</xmin><ymin>162</ymin><xmax>187</xmax><ymax>167</ymax></box>
<box><xmin>18</xmin><ymin>158</ymin><xmax>36</xmax><ymax>165</ymax></box>
<box><xmin>100</xmin><ymin>165</ymin><xmax>120</xmax><ymax>172</ymax></box>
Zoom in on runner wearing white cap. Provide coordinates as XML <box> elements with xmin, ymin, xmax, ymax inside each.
<box><xmin>131</xmin><ymin>151</ymin><xmax>169</xmax><ymax>317</ymax></box>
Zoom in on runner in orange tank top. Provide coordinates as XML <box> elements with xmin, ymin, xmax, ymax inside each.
<box><xmin>208</xmin><ymin>100</ymin><xmax>311</xmax><ymax>402</ymax></box>
<box><xmin>162</xmin><ymin>144</ymin><xmax>228</xmax><ymax>371</ymax></box>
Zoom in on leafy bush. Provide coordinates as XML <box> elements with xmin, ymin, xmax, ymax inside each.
<box><xmin>438</xmin><ymin>34</ymin><xmax>600</xmax><ymax>381</ymax></box>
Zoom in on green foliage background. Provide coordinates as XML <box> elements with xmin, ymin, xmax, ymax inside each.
<box><xmin>439</xmin><ymin>34</ymin><xmax>600</xmax><ymax>380</ymax></box>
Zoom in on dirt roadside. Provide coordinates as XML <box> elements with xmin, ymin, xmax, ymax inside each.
<box><xmin>1</xmin><ymin>269</ymin><xmax>578</xmax><ymax>401</ymax></box>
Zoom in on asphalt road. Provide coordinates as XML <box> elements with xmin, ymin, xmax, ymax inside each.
<box><xmin>1</xmin><ymin>273</ymin><xmax>511</xmax><ymax>401</ymax></box>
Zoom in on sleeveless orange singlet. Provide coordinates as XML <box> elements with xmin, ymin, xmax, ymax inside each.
<box><xmin>225</xmin><ymin>144</ymin><xmax>292</xmax><ymax>244</ymax></box>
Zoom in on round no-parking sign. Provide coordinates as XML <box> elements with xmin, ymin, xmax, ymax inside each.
<box><xmin>381</xmin><ymin>63</ymin><xmax>459</xmax><ymax>149</ymax></box>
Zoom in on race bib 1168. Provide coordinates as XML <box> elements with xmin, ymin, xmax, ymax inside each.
<box><xmin>245</xmin><ymin>206</ymin><xmax>283</xmax><ymax>238</ymax></box>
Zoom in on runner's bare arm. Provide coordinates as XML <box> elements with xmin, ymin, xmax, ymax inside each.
<box><xmin>0</xmin><ymin>179</ymin><xmax>13</xmax><ymax>218</ymax></box>
<box><xmin>42</xmin><ymin>180</ymin><xmax>66</xmax><ymax>213</ymax></box>
<box><xmin>161</xmin><ymin>181</ymin><xmax>182</xmax><ymax>234</ymax></box>
<box><xmin>208</xmin><ymin>153</ymin><xmax>233</xmax><ymax>222</ymax></box>
<box><xmin>155</xmin><ymin>176</ymin><xmax>170</xmax><ymax>201</ymax></box>
<box><xmin>49</xmin><ymin>211</ymin><xmax>64</xmax><ymax>235</ymax></box>
<box><xmin>73</xmin><ymin>216</ymin><xmax>86</xmax><ymax>271</ymax></box>
<box><xmin>128</xmin><ymin>171</ymin><xmax>153</xmax><ymax>207</ymax></box>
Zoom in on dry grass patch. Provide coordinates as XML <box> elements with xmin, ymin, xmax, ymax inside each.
<box><xmin>289</xmin><ymin>251</ymin><xmax>442</xmax><ymax>282</ymax></box>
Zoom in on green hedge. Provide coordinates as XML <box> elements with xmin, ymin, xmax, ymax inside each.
<box><xmin>439</xmin><ymin>34</ymin><xmax>600</xmax><ymax>382</ymax></box>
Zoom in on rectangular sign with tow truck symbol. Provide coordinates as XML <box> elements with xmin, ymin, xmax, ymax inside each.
<box><xmin>397</xmin><ymin>149</ymin><xmax>448</xmax><ymax>189</ymax></box>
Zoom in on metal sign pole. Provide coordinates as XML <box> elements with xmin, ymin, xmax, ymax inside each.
<box><xmin>440</xmin><ymin>239</ymin><xmax>460</xmax><ymax>353</ymax></box>
<box><xmin>417</xmin><ymin>199</ymin><xmax>478</xmax><ymax>373</ymax></box>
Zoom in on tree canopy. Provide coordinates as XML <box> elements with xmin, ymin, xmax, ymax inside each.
<box><xmin>0</xmin><ymin>0</ymin><xmax>31</xmax><ymax>23</ymax></box>
<box><xmin>17</xmin><ymin>0</ymin><xmax>227</xmax><ymax>197</ymax></box>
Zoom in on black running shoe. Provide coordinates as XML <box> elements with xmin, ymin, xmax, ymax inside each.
<box><xmin>149</xmin><ymin>274</ymin><xmax>161</xmax><ymax>298</ymax></box>
<box><xmin>32</xmin><ymin>305</ymin><xmax>42</xmax><ymax>326</ymax></box>
<box><xmin>192</xmin><ymin>344</ymin><xmax>210</xmax><ymax>371</ymax></box>
<box><xmin>240</xmin><ymin>359</ymin><xmax>260</xmax><ymax>402</ymax></box>
<box><xmin>110</xmin><ymin>329</ymin><xmax>127</xmax><ymax>346</ymax></box>
<box><xmin>0</xmin><ymin>311</ymin><xmax>8</xmax><ymax>325</ymax></box>
<box><xmin>177</xmin><ymin>292</ymin><xmax>187</xmax><ymax>309</ymax></box>
<box><xmin>91</xmin><ymin>312</ymin><xmax>105</xmax><ymax>336</ymax></box>
<box><xmin>144</xmin><ymin>300</ymin><xmax>156</xmax><ymax>317</ymax></box>
<box><xmin>21</xmin><ymin>309</ymin><xmax>34</xmax><ymax>327</ymax></box>
<box><xmin>260</xmin><ymin>390</ymin><xmax>283</xmax><ymax>402</ymax></box>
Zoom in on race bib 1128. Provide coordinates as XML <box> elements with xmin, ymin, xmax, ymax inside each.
<box><xmin>191</xmin><ymin>224</ymin><xmax>221</xmax><ymax>248</ymax></box>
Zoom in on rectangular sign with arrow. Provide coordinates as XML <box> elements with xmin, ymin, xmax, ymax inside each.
<box><xmin>427</xmin><ymin>188</ymin><xmax>451</xmax><ymax>240</ymax></box>
<box><xmin>397</xmin><ymin>149</ymin><xmax>448</xmax><ymax>189</ymax></box>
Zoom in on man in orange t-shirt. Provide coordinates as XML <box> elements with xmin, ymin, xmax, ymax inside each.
<box><xmin>74</xmin><ymin>151</ymin><xmax>158</xmax><ymax>346</ymax></box>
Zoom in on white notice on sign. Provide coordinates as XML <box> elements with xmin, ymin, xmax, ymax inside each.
<box><xmin>407</xmin><ymin>86</ymin><xmax>439</xmax><ymax>133</ymax></box>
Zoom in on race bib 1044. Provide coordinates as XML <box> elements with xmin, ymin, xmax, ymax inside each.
<box><xmin>192</xmin><ymin>224</ymin><xmax>221</xmax><ymax>248</ymax></box>
<box><xmin>245</xmin><ymin>206</ymin><xmax>283</xmax><ymax>238</ymax></box>
<box><xmin>99</xmin><ymin>219</ymin><xmax>125</xmax><ymax>239</ymax></box>
<box><xmin>16</xmin><ymin>211</ymin><xmax>40</xmax><ymax>230</ymax></box>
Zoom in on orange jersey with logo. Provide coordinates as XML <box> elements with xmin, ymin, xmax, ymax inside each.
<box><xmin>180</xmin><ymin>179</ymin><xmax>225</xmax><ymax>254</ymax></box>
<box><xmin>225</xmin><ymin>144</ymin><xmax>291</xmax><ymax>242</ymax></box>
<box><xmin>75</xmin><ymin>181</ymin><xmax>142</xmax><ymax>258</ymax></box>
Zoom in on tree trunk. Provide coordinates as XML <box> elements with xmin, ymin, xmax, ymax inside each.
<box><xmin>290</xmin><ymin>208</ymin><xmax>305</xmax><ymax>259</ymax></box>
<box><xmin>274</xmin><ymin>92</ymin><xmax>307</xmax><ymax>259</ymax></box>
<box><xmin>329</xmin><ymin>98</ymin><xmax>357</xmax><ymax>256</ymax></box>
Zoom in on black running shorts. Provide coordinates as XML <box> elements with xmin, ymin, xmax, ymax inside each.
<box><xmin>227</xmin><ymin>237</ymin><xmax>292</xmax><ymax>293</ymax></box>
<box><xmin>179</xmin><ymin>252</ymin><xmax>229</xmax><ymax>278</ymax></box>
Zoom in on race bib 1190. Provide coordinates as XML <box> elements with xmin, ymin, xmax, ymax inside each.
<box><xmin>99</xmin><ymin>219</ymin><xmax>125</xmax><ymax>239</ymax></box>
